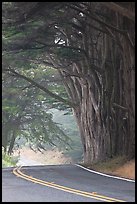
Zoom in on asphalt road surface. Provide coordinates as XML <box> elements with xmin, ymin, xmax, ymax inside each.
<box><xmin>2</xmin><ymin>164</ymin><xmax>135</xmax><ymax>202</ymax></box>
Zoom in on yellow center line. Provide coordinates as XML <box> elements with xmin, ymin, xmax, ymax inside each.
<box><xmin>13</xmin><ymin>167</ymin><xmax>126</xmax><ymax>202</ymax></box>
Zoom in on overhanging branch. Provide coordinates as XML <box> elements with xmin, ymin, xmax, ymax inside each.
<box><xmin>3</xmin><ymin>68</ymin><xmax>77</xmax><ymax>108</ymax></box>
<box><xmin>100</xmin><ymin>2</ymin><xmax>135</xmax><ymax>22</ymax></box>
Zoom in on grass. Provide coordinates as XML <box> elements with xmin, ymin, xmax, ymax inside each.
<box><xmin>91</xmin><ymin>156</ymin><xmax>127</xmax><ymax>172</ymax></box>
<box><xmin>81</xmin><ymin>156</ymin><xmax>135</xmax><ymax>179</ymax></box>
<box><xmin>2</xmin><ymin>151</ymin><xmax>19</xmax><ymax>167</ymax></box>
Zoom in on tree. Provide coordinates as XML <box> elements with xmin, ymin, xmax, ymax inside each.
<box><xmin>2</xmin><ymin>2</ymin><xmax>135</xmax><ymax>163</ymax></box>
<box><xmin>2</xmin><ymin>71</ymin><xmax>71</xmax><ymax>155</ymax></box>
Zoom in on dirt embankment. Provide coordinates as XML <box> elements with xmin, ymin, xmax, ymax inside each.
<box><xmin>83</xmin><ymin>157</ymin><xmax>135</xmax><ymax>180</ymax></box>
<box><xmin>112</xmin><ymin>160</ymin><xmax>135</xmax><ymax>179</ymax></box>
<box><xmin>13</xmin><ymin>147</ymin><xmax>72</xmax><ymax>166</ymax></box>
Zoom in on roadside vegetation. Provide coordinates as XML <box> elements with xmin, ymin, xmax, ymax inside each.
<box><xmin>2</xmin><ymin>148</ymin><xmax>19</xmax><ymax>167</ymax></box>
<box><xmin>81</xmin><ymin>156</ymin><xmax>135</xmax><ymax>180</ymax></box>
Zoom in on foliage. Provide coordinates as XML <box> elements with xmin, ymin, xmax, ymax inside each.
<box><xmin>2</xmin><ymin>71</ymin><xmax>71</xmax><ymax>154</ymax></box>
<box><xmin>2</xmin><ymin>148</ymin><xmax>19</xmax><ymax>167</ymax></box>
<box><xmin>2</xmin><ymin>2</ymin><xmax>135</xmax><ymax>163</ymax></box>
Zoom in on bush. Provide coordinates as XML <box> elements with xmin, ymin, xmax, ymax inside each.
<box><xmin>2</xmin><ymin>149</ymin><xmax>19</xmax><ymax>167</ymax></box>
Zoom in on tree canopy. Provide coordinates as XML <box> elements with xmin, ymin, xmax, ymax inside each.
<box><xmin>2</xmin><ymin>2</ymin><xmax>135</xmax><ymax>163</ymax></box>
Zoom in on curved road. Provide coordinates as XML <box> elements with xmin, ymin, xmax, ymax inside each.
<box><xmin>2</xmin><ymin>164</ymin><xmax>135</xmax><ymax>202</ymax></box>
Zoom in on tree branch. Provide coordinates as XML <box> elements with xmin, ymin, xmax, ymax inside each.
<box><xmin>101</xmin><ymin>2</ymin><xmax>135</xmax><ymax>22</ymax></box>
<box><xmin>113</xmin><ymin>103</ymin><xmax>128</xmax><ymax>111</ymax></box>
<box><xmin>69</xmin><ymin>3</ymin><xmax>128</xmax><ymax>35</ymax></box>
<box><xmin>3</xmin><ymin>68</ymin><xmax>77</xmax><ymax>108</ymax></box>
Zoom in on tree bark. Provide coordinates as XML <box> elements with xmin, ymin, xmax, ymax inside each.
<box><xmin>8</xmin><ymin>130</ymin><xmax>16</xmax><ymax>155</ymax></box>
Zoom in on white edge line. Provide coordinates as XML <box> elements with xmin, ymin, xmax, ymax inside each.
<box><xmin>75</xmin><ymin>164</ymin><xmax>135</xmax><ymax>183</ymax></box>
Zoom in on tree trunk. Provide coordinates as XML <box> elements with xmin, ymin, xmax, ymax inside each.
<box><xmin>121</xmin><ymin>39</ymin><xmax>135</xmax><ymax>159</ymax></box>
<box><xmin>73</xmin><ymin>83</ymin><xmax>110</xmax><ymax>164</ymax></box>
<box><xmin>8</xmin><ymin>130</ymin><xmax>16</xmax><ymax>155</ymax></box>
<box><xmin>65</xmin><ymin>23</ymin><xmax>134</xmax><ymax>164</ymax></box>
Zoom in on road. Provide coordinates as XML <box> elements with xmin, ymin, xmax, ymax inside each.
<box><xmin>2</xmin><ymin>164</ymin><xmax>135</xmax><ymax>202</ymax></box>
